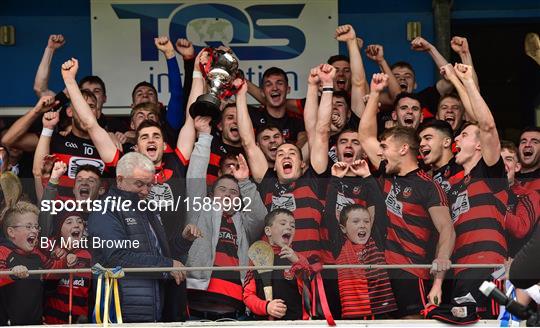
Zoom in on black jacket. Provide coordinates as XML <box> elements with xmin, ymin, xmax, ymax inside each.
<box><xmin>88</xmin><ymin>187</ymin><xmax>191</xmax><ymax>322</ymax></box>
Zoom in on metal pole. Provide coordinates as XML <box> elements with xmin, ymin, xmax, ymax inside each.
<box><xmin>432</xmin><ymin>0</ymin><xmax>452</xmax><ymax>64</ymax></box>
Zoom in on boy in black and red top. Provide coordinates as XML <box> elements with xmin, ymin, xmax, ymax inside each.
<box><xmin>359</xmin><ymin>73</ymin><xmax>455</xmax><ymax>318</ymax></box>
<box><xmin>43</xmin><ymin>211</ymin><xmax>92</xmax><ymax>324</ymax></box>
<box><xmin>324</xmin><ymin>160</ymin><xmax>397</xmax><ymax>319</ymax></box>
<box><xmin>0</xmin><ymin>202</ymin><xmax>64</xmax><ymax>325</ymax></box>
<box><xmin>516</xmin><ymin>127</ymin><xmax>540</xmax><ymax>193</ymax></box>
<box><xmin>243</xmin><ymin>209</ymin><xmax>305</xmax><ymax>320</ymax></box>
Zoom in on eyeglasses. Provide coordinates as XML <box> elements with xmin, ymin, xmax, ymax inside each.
<box><xmin>10</xmin><ymin>224</ymin><xmax>41</xmax><ymax>232</ymax></box>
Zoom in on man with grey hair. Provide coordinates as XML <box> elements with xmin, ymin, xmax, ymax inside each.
<box><xmin>88</xmin><ymin>152</ymin><xmax>201</xmax><ymax>322</ymax></box>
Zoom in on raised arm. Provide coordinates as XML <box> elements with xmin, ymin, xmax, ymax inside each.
<box><xmin>366</xmin><ymin>44</ymin><xmax>401</xmax><ymax>104</ymax></box>
<box><xmin>451</xmin><ymin>36</ymin><xmax>479</xmax><ymax>88</ymax></box>
<box><xmin>175</xmin><ymin>38</ymin><xmax>195</xmax><ymax>110</ymax></box>
<box><xmin>455</xmin><ymin>63</ymin><xmax>500</xmax><ymax>166</ymax></box>
<box><xmin>38</xmin><ymin>161</ymin><xmax>66</xmax><ymax>236</ymax></box>
<box><xmin>61</xmin><ymin>58</ymin><xmax>118</xmax><ymax>164</ymax></box>
<box><xmin>1</xmin><ymin>96</ymin><xmax>57</xmax><ymax>152</ymax></box>
<box><xmin>236</xmin><ymin>80</ymin><xmax>268</xmax><ymax>183</ymax></box>
<box><xmin>310</xmin><ymin>64</ymin><xmax>335</xmax><ymax>174</ymax></box>
<box><xmin>336</xmin><ymin>25</ymin><xmax>368</xmax><ymax>118</ymax></box>
<box><xmin>303</xmin><ymin>66</ymin><xmax>321</xmax><ymax>146</ymax></box>
<box><xmin>358</xmin><ymin>74</ymin><xmax>387</xmax><ymax>169</ymax></box>
<box><xmin>32</xmin><ymin>111</ymin><xmax>60</xmax><ymax>201</ymax></box>
<box><xmin>34</xmin><ymin>34</ymin><xmax>65</xmax><ymax>98</ymax></box>
<box><xmin>411</xmin><ymin>37</ymin><xmax>453</xmax><ymax>95</ymax></box>
<box><xmin>439</xmin><ymin>64</ymin><xmax>476</xmax><ymax>122</ymax></box>
<box><xmin>176</xmin><ymin>49</ymin><xmax>208</xmax><ymax>160</ymax></box>
<box><xmin>155</xmin><ymin>36</ymin><xmax>184</xmax><ymax>130</ymax></box>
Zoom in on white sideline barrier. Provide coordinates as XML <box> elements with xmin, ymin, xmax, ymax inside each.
<box><xmin>18</xmin><ymin>320</ymin><xmax>501</xmax><ymax>328</ymax></box>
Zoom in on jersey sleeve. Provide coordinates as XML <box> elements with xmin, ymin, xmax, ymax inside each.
<box><xmin>421</xmin><ymin>175</ymin><xmax>449</xmax><ymax>209</ymax></box>
<box><xmin>0</xmin><ymin>246</ymin><xmax>15</xmax><ymax>287</ymax></box>
<box><xmin>243</xmin><ymin>269</ymin><xmax>269</xmax><ymax>317</ymax></box>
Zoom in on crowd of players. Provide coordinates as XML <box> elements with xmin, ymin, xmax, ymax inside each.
<box><xmin>0</xmin><ymin>24</ymin><xmax>539</xmax><ymax>325</ymax></box>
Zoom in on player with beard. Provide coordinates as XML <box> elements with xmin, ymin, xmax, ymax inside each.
<box><xmin>418</xmin><ymin>120</ymin><xmax>464</xmax><ymax>193</ymax></box>
<box><xmin>247</xmin><ymin>67</ymin><xmax>306</xmax><ymax>145</ymax></box>
<box><xmin>359</xmin><ymin>73</ymin><xmax>455</xmax><ymax>318</ymax></box>
<box><xmin>500</xmin><ymin>141</ymin><xmax>540</xmax><ymax>257</ymax></box>
<box><xmin>439</xmin><ymin>63</ymin><xmax>509</xmax><ymax>321</ymax></box>
<box><xmin>516</xmin><ymin>127</ymin><xmax>540</xmax><ymax>193</ymax></box>
<box><xmin>206</xmin><ymin>104</ymin><xmax>244</xmax><ymax>186</ymax></box>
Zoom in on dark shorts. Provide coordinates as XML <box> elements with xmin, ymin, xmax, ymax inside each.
<box><xmin>451</xmin><ymin>269</ymin><xmax>499</xmax><ymax>319</ymax></box>
<box><xmin>388</xmin><ymin>269</ymin><xmax>429</xmax><ymax>318</ymax></box>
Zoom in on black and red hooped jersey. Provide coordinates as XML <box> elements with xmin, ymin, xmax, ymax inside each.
<box><xmin>516</xmin><ymin>168</ymin><xmax>540</xmax><ymax>194</ymax></box>
<box><xmin>44</xmin><ymin>248</ymin><xmax>92</xmax><ymax>324</ymax></box>
<box><xmin>206</xmin><ymin>214</ymin><xmax>243</xmax><ymax>308</ymax></box>
<box><xmin>448</xmin><ymin>158</ymin><xmax>509</xmax><ymax>274</ymax></box>
<box><xmin>50</xmin><ymin>132</ymin><xmax>105</xmax><ymax>200</ymax></box>
<box><xmin>432</xmin><ymin>157</ymin><xmax>465</xmax><ymax>195</ymax></box>
<box><xmin>248</xmin><ymin>106</ymin><xmax>305</xmax><ymax>144</ymax></box>
<box><xmin>378</xmin><ymin>163</ymin><xmax>448</xmax><ymax>279</ymax></box>
<box><xmin>260</xmin><ymin>168</ymin><xmax>324</xmax><ymax>264</ymax></box>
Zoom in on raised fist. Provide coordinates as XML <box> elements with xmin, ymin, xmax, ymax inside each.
<box><xmin>365</xmin><ymin>44</ymin><xmax>385</xmax><ymax>63</ymax></box>
<box><xmin>61</xmin><ymin>58</ymin><xmax>79</xmax><ymax>81</ymax></box>
<box><xmin>318</xmin><ymin>63</ymin><xmax>336</xmax><ymax>86</ymax></box>
<box><xmin>335</xmin><ymin>24</ymin><xmax>356</xmax><ymax>42</ymax></box>
<box><xmin>195</xmin><ymin>48</ymin><xmax>211</xmax><ymax>71</ymax></box>
<box><xmin>154</xmin><ymin>36</ymin><xmax>175</xmax><ymax>58</ymax></box>
<box><xmin>440</xmin><ymin>63</ymin><xmax>457</xmax><ymax>81</ymax></box>
<box><xmin>194</xmin><ymin>116</ymin><xmax>211</xmax><ymax>135</ymax></box>
<box><xmin>35</xmin><ymin>95</ymin><xmax>59</xmax><ymax>114</ymax></box>
<box><xmin>175</xmin><ymin>38</ymin><xmax>195</xmax><ymax>60</ymax></box>
<box><xmin>307</xmin><ymin>66</ymin><xmax>320</xmax><ymax>86</ymax></box>
<box><xmin>42</xmin><ymin>111</ymin><xmax>60</xmax><ymax>129</ymax></box>
<box><xmin>451</xmin><ymin>36</ymin><xmax>469</xmax><ymax>55</ymax></box>
<box><xmin>232</xmin><ymin>78</ymin><xmax>246</xmax><ymax>96</ymax></box>
<box><xmin>370</xmin><ymin>73</ymin><xmax>389</xmax><ymax>93</ymax></box>
<box><xmin>50</xmin><ymin>161</ymin><xmax>67</xmax><ymax>182</ymax></box>
<box><xmin>47</xmin><ymin>34</ymin><xmax>65</xmax><ymax>50</ymax></box>
<box><xmin>453</xmin><ymin>63</ymin><xmax>473</xmax><ymax>82</ymax></box>
<box><xmin>411</xmin><ymin>36</ymin><xmax>432</xmax><ymax>52</ymax></box>
<box><xmin>40</xmin><ymin>154</ymin><xmax>57</xmax><ymax>177</ymax></box>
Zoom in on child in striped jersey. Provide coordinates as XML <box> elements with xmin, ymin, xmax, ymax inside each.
<box><xmin>243</xmin><ymin>209</ymin><xmax>305</xmax><ymax>320</ymax></box>
<box><xmin>324</xmin><ymin>161</ymin><xmax>397</xmax><ymax>319</ymax></box>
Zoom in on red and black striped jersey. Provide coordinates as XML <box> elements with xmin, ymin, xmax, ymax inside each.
<box><xmin>335</xmin><ymin>238</ymin><xmax>397</xmax><ymax>318</ymax></box>
<box><xmin>206</xmin><ymin>136</ymin><xmax>243</xmax><ymax>186</ymax></box>
<box><xmin>259</xmin><ymin>168</ymin><xmax>324</xmax><ymax>264</ymax></box>
<box><xmin>432</xmin><ymin>157</ymin><xmax>465</xmax><ymax>195</ymax></box>
<box><xmin>505</xmin><ymin>183</ymin><xmax>540</xmax><ymax>257</ymax></box>
<box><xmin>378</xmin><ymin>163</ymin><xmax>448</xmax><ymax>279</ymax></box>
<box><xmin>516</xmin><ymin>168</ymin><xmax>540</xmax><ymax>194</ymax></box>
<box><xmin>206</xmin><ymin>214</ymin><xmax>243</xmax><ymax>308</ymax></box>
<box><xmin>448</xmin><ymin>158</ymin><xmax>509</xmax><ymax>274</ymax></box>
<box><xmin>44</xmin><ymin>248</ymin><xmax>92</xmax><ymax>324</ymax></box>
<box><xmin>50</xmin><ymin>132</ymin><xmax>105</xmax><ymax>200</ymax></box>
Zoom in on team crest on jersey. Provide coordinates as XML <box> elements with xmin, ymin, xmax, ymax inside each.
<box><xmin>352</xmin><ymin>186</ymin><xmax>361</xmax><ymax>195</ymax></box>
<box><xmin>271</xmin><ymin>193</ymin><xmax>297</xmax><ymax>212</ymax></box>
<box><xmin>444</xmin><ymin>166</ymin><xmax>451</xmax><ymax>178</ymax></box>
<box><xmin>148</xmin><ymin>183</ymin><xmax>174</xmax><ymax>203</ymax></box>
<box><xmin>403</xmin><ymin>187</ymin><xmax>412</xmax><ymax>198</ymax></box>
<box><xmin>385</xmin><ymin>185</ymin><xmax>403</xmax><ymax>218</ymax></box>
<box><xmin>282</xmin><ymin>128</ymin><xmax>291</xmax><ymax>140</ymax></box>
<box><xmin>451</xmin><ymin>190</ymin><xmax>470</xmax><ymax>222</ymax></box>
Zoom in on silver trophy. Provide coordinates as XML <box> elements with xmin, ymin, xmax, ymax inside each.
<box><xmin>189</xmin><ymin>47</ymin><xmax>240</xmax><ymax>122</ymax></box>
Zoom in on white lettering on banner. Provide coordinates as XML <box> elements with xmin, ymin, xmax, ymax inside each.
<box><xmin>385</xmin><ymin>185</ymin><xmax>403</xmax><ymax>218</ymax></box>
<box><xmin>91</xmin><ymin>1</ymin><xmax>338</xmax><ymax>107</ymax></box>
<box><xmin>67</xmin><ymin>157</ymin><xmax>105</xmax><ymax>179</ymax></box>
<box><xmin>451</xmin><ymin>190</ymin><xmax>470</xmax><ymax>223</ymax></box>
<box><xmin>271</xmin><ymin>193</ymin><xmax>297</xmax><ymax>212</ymax></box>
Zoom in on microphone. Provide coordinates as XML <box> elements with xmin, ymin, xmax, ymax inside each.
<box><xmin>479</xmin><ymin>281</ymin><xmax>530</xmax><ymax>320</ymax></box>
